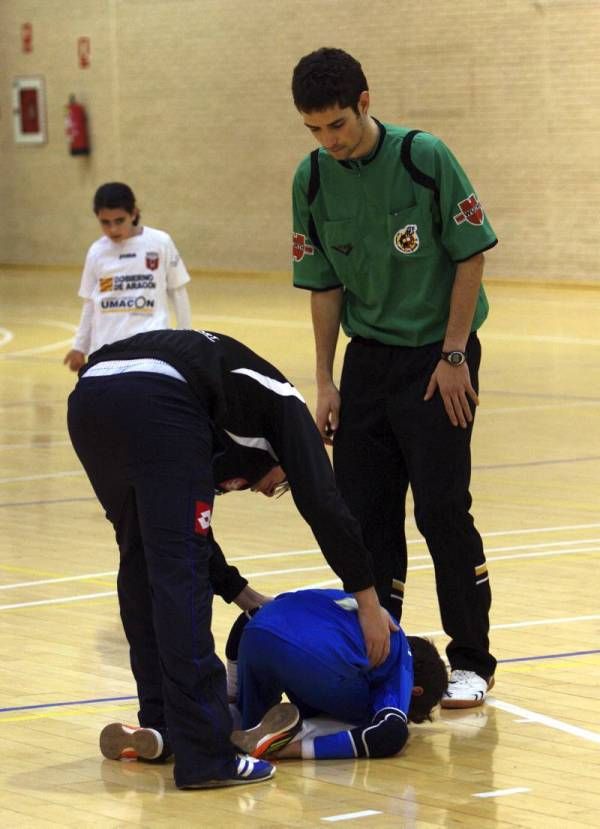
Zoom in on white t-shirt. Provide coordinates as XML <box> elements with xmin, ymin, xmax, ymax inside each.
<box><xmin>77</xmin><ymin>226</ymin><xmax>191</xmax><ymax>354</ymax></box>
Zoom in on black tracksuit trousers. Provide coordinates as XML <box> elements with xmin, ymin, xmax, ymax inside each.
<box><xmin>333</xmin><ymin>333</ymin><xmax>496</xmax><ymax>680</ymax></box>
<box><xmin>67</xmin><ymin>373</ymin><xmax>236</xmax><ymax>788</ymax></box>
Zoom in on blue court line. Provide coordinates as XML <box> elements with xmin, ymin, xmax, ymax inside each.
<box><xmin>497</xmin><ymin>648</ymin><xmax>600</xmax><ymax>663</ymax></box>
<box><xmin>2</xmin><ymin>649</ymin><xmax>599</xmax><ymax>715</ymax></box>
<box><xmin>0</xmin><ymin>695</ymin><xmax>136</xmax><ymax>714</ymax></box>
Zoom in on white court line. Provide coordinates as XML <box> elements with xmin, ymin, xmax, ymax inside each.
<box><xmin>237</xmin><ymin>563</ymin><xmax>331</xmax><ymax>579</ymax></box>
<box><xmin>232</xmin><ymin>529</ymin><xmax>600</xmax><ymax>557</ymax></box>
<box><xmin>0</xmin><ymin>571</ymin><xmax>118</xmax><ymax>590</ymax></box>
<box><xmin>0</xmin><ymin>591</ymin><xmax>117</xmax><ymax>611</ymax></box>
<box><xmin>487</xmin><ymin>698</ymin><xmax>600</xmax><ymax>744</ymax></box>
<box><xmin>321</xmin><ymin>811</ymin><xmax>382</xmax><ymax>823</ymax></box>
<box><xmin>484</xmin><ymin>331</ymin><xmax>600</xmax><ymax>346</ymax></box>
<box><xmin>0</xmin><ymin>441</ymin><xmax>71</xmax><ymax>450</ymax></box>
<box><xmin>485</xmin><ymin>537</ymin><xmax>600</xmax><ymax>552</ymax></box>
<box><xmin>473</xmin><ymin>787</ymin><xmax>531</xmax><ymax>799</ymax></box>
<box><xmin>480</xmin><ymin>400</ymin><xmax>600</xmax><ymax>415</ymax></box>
<box><xmin>0</xmin><ymin>319</ymin><xmax>77</xmax><ymax>358</ymax></box>
<box><xmin>410</xmin><ymin>545</ymin><xmax>600</xmax><ymax>570</ymax></box>
<box><xmin>415</xmin><ymin>613</ymin><xmax>600</xmax><ymax>638</ymax></box>
<box><xmin>229</xmin><ymin>547</ymin><xmax>320</xmax><ymax>562</ymax></box>
<box><xmin>199</xmin><ymin>313</ymin><xmax>312</xmax><ymax>330</ymax></box>
<box><xmin>483</xmin><ymin>522</ymin><xmax>600</xmax><ymax>538</ymax></box>
<box><xmin>1</xmin><ymin>337</ymin><xmax>75</xmax><ymax>357</ymax></box>
<box><xmin>2</xmin><ymin>541</ymin><xmax>599</xmax><ymax>592</ymax></box>
<box><xmin>388</xmin><ymin>545</ymin><xmax>600</xmax><ymax>576</ymax></box>
<box><xmin>0</xmin><ymin>470</ymin><xmax>84</xmax><ymax>484</ymax></box>
<box><xmin>0</xmin><ymin>328</ymin><xmax>14</xmax><ymax>347</ymax></box>
<box><xmin>302</xmin><ymin>577</ymin><xmax>343</xmax><ymax>589</ymax></box>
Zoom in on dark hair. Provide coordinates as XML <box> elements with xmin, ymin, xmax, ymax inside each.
<box><xmin>93</xmin><ymin>182</ymin><xmax>139</xmax><ymax>225</ymax></box>
<box><xmin>292</xmin><ymin>47</ymin><xmax>368</xmax><ymax>114</ymax></box>
<box><xmin>213</xmin><ymin>433</ymin><xmax>278</xmax><ymax>494</ymax></box>
<box><xmin>406</xmin><ymin>637</ymin><xmax>448</xmax><ymax>724</ymax></box>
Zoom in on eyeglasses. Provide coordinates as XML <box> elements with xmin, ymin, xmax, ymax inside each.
<box><xmin>271</xmin><ymin>479</ymin><xmax>290</xmax><ymax>498</ymax></box>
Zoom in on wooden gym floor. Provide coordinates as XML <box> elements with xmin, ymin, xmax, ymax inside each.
<box><xmin>1</xmin><ymin>266</ymin><xmax>599</xmax><ymax>827</ymax></box>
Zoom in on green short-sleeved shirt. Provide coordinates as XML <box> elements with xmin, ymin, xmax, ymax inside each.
<box><xmin>292</xmin><ymin>122</ymin><xmax>498</xmax><ymax>347</ymax></box>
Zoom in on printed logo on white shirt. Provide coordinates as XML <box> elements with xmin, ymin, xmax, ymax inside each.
<box><xmin>146</xmin><ymin>251</ymin><xmax>159</xmax><ymax>270</ymax></box>
<box><xmin>78</xmin><ymin>226</ymin><xmax>191</xmax><ymax>353</ymax></box>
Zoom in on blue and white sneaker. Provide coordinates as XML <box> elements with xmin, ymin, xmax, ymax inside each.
<box><xmin>179</xmin><ymin>754</ymin><xmax>275</xmax><ymax>789</ymax></box>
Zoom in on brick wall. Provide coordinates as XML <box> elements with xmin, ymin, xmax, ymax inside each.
<box><xmin>1</xmin><ymin>0</ymin><xmax>598</xmax><ymax>282</ymax></box>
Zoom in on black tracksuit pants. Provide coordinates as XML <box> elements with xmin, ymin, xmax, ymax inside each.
<box><xmin>67</xmin><ymin>373</ymin><xmax>236</xmax><ymax>787</ymax></box>
<box><xmin>333</xmin><ymin>334</ymin><xmax>496</xmax><ymax>680</ymax></box>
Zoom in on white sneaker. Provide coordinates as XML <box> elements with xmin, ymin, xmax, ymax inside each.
<box><xmin>441</xmin><ymin>670</ymin><xmax>495</xmax><ymax>709</ymax></box>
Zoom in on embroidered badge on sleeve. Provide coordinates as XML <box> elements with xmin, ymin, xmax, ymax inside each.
<box><xmin>453</xmin><ymin>194</ymin><xmax>484</xmax><ymax>226</ymax></box>
<box><xmin>292</xmin><ymin>232</ymin><xmax>315</xmax><ymax>262</ymax></box>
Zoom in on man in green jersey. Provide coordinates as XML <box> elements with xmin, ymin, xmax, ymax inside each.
<box><xmin>291</xmin><ymin>47</ymin><xmax>498</xmax><ymax>708</ymax></box>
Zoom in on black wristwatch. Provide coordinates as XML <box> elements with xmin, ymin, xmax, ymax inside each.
<box><xmin>441</xmin><ymin>350</ymin><xmax>466</xmax><ymax>366</ymax></box>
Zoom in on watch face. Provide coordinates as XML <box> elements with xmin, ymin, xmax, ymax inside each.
<box><xmin>447</xmin><ymin>351</ymin><xmax>465</xmax><ymax>365</ymax></box>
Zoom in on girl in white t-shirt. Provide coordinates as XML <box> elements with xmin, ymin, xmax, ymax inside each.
<box><xmin>64</xmin><ymin>182</ymin><xmax>192</xmax><ymax>372</ymax></box>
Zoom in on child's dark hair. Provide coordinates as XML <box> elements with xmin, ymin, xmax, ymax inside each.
<box><xmin>93</xmin><ymin>182</ymin><xmax>139</xmax><ymax>225</ymax></box>
<box><xmin>292</xmin><ymin>47</ymin><xmax>368</xmax><ymax>114</ymax></box>
<box><xmin>406</xmin><ymin>636</ymin><xmax>448</xmax><ymax>724</ymax></box>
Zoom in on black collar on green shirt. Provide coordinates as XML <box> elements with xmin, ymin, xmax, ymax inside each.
<box><xmin>339</xmin><ymin>118</ymin><xmax>386</xmax><ymax>169</ymax></box>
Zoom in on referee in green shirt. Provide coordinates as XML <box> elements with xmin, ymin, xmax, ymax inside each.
<box><xmin>291</xmin><ymin>47</ymin><xmax>498</xmax><ymax>709</ymax></box>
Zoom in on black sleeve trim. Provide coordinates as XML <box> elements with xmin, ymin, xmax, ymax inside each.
<box><xmin>453</xmin><ymin>237</ymin><xmax>498</xmax><ymax>264</ymax></box>
<box><xmin>305</xmin><ymin>150</ymin><xmax>324</xmax><ymax>251</ymax></box>
<box><xmin>308</xmin><ymin>149</ymin><xmax>320</xmax><ymax>205</ymax></box>
<box><xmin>401</xmin><ymin>130</ymin><xmax>440</xmax><ymax>201</ymax></box>
<box><xmin>293</xmin><ymin>282</ymin><xmax>343</xmax><ymax>292</ymax></box>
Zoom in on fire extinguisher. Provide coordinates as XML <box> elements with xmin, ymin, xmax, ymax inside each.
<box><xmin>65</xmin><ymin>94</ymin><xmax>90</xmax><ymax>156</ymax></box>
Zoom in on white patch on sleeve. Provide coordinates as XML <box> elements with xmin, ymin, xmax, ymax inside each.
<box><xmin>224</xmin><ymin>430</ymin><xmax>279</xmax><ymax>461</ymax></box>
<box><xmin>334</xmin><ymin>597</ymin><xmax>359</xmax><ymax>612</ymax></box>
<box><xmin>231</xmin><ymin>368</ymin><xmax>306</xmax><ymax>403</ymax></box>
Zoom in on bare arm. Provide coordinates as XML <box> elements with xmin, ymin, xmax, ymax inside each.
<box><xmin>311</xmin><ymin>288</ymin><xmax>343</xmax><ymax>444</ymax></box>
<box><xmin>424</xmin><ymin>253</ymin><xmax>485</xmax><ymax>427</ymax></box>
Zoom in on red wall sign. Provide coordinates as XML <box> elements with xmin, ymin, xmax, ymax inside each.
<box><xmin>78</xmin><ymin>37</ymin><xmax>91</xmax><ymax>68</ymax></box>
<box><xmin>22</xmin><ymin>23</ymin><xmax>33</xmax><ymax>53</ymax></box>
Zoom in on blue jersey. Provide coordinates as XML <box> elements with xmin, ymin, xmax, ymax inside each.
<box><xmin>244</xmin><ymin>589</ymin><xmax>414</xmax><ymax>758</ymax></box>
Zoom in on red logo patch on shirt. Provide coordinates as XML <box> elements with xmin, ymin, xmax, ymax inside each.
<box><xmin>194</xmin><ymin>501</ymin><xmax>212</xmax><ymax>536</ymax></box>
<box><xmin>146</xmin><ymin>251</ymin><xmax>159</xmax><ymax>270</ymax></box>
<box><xmin>453</xmin><ymin>194</ymin><xmax>484</xmax><ymax>226</ymax></box>
<box><xmin>292</xmin><ymin>232</ymin><xmax>314</xmax><ymax>262</ymax></box>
